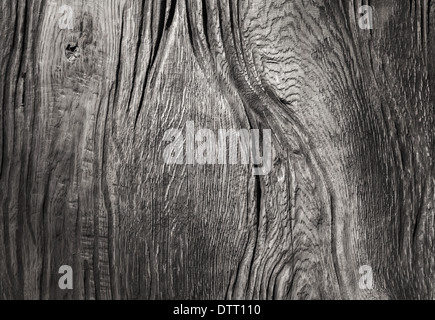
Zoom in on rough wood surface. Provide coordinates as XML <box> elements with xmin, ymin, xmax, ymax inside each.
<box><xmin>0</xmin><ymin>0</ymin><xmax>433</xmax><ymax>300</ymax></box>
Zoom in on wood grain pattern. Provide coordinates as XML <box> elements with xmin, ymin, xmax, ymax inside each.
<box><xmin>0</xmin><ymin>0</ymin><xmax>433</xmax><ymax>300</ymax></box>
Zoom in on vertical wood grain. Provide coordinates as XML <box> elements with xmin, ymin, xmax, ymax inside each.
<box><xmin>0</xmin><ymin>0</ymin><xmax>433</xmax><ymax>300</ymax></box>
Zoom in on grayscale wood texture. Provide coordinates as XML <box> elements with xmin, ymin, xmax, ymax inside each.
<box><xmin>0</xmin><ymin>0</ymin><xmax>433</xmax><ymax>300</ymax></box>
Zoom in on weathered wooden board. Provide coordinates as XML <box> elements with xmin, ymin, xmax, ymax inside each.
<box><xmin>0</xmin><ymin>0</ymin><xmax>433</xmax><ymax>300</ymax></box>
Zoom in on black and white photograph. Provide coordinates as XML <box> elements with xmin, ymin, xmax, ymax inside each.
<box><xmin>0</xmin><ymin>0</ymin><xmax>434</xmax><ymax>305</ymax></box>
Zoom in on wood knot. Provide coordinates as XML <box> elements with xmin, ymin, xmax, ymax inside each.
<box><xmin>65</xmin><ymin>43</ymin><xmax>80</xmax><ymax>62</ymax></box>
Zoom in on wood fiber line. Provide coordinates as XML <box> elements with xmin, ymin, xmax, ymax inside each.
<box><xmin>0</xmin><ymin>0</ymin><xmax>433</xmax><ymax>300</ymax></box>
